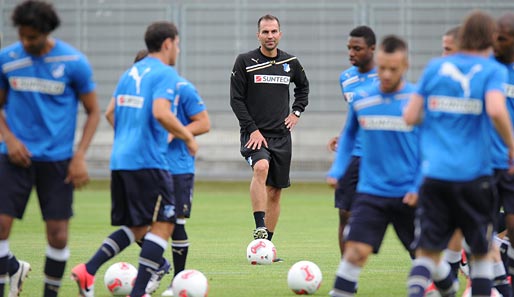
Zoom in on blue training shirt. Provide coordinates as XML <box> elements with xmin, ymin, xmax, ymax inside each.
<box><xmin>110</xmin><ymin>56</ymin><xmax>179</xmax><ymax>171</ymax></box>
<box><xmin>491</xmin><ymin>61</ymin><xmax>514</xmax><ymax>170</ymax></box>
<box><xmin>338</xmin><ymin>66</ymin><xmax>378</xmax><ymax>157</ymax></box>
<box><xmin>167</xmin><ymin>77</ymin><xmax>206</xmax><ymax>174</ymax></box>
<box><xmin>327</xmin><ymin>66</ymin><xmax>378</xmax><ymax>178</ymax></box>
<box><xmin>416</xmin><ymin>53</ymin><xmax>507</xmax><ymax>181</ymax></box>
<box><xmin>329</xmin><ymin>82</ymin><xmax>421</xmax><ymax>197</ymax></box>
<box><xmin>0</xmin><ymin>40</ymin><xmax>96</xmax><ymax>161</ymax></box>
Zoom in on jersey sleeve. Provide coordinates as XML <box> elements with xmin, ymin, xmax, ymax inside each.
<box><xmin>291</xmin><ymin>58</ymin><xmax>309</xmax><ymax>112</ymax></box>
<box><xmin>230</xmin><ymin>54</ymin><xmax>258</xmax><ymax>133</ymax></box>
<box><xmin>153</xmin><ymin>68</ymin><xmax>179</xmax><ymax>102</ymax></box>
<box><xmin>69</xmin><ymin>54</ymin><xmax>96</xmax><ymax>95</ymax></box>
<box><xmin>485</xmin><ymin>64</ymin><xmax>508</xmax><ymax>93</ymax></box>
<box><xmin>180</xmin><ymin>82</ymin><xmax>206</xmax><ymax>118</ymax></box>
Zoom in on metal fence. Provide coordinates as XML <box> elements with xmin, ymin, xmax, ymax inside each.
<box><xmin>1</xmin><ymin>0</ymin><xmax>513</xmax><ymax>180</ymax></box>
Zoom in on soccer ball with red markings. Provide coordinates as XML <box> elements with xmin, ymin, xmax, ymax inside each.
<box><xmin>172</xmin><ymin>269</ymin><xmax>209</xmax><ymax>297</ymax></box>
<box><xmin>103</xmin><ymin>262</ymin><xmax>137</xmax><ymax>296</ymax></box>
<box><xmin>287</xmin><ymin>261</ymin><xmax>322</xmax><ymax>295</ymax></box>
<box><xmin>246</xmin><ymin>239</ymin><xmax>276</xmax><ymax>265</ymax></box>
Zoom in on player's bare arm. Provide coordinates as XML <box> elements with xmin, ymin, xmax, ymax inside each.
<box><xmin>0</xmin><ymin>89</ymin><xmax>32</xmax><ymax>167</ymax></box>
<box><xmin>66</xmin><ymin>91</ymin><xmax>100</xmax><ymax>188</ymax></box>
<box><xmin>105</xmin><ymin>97</ymin><xmax>115</xmax><ymax>127</ymax></box>
<box><xmin>153</xmin><ymin>98</ymin><xmax>198</xmax><ymax>155</ymax></box>
<box><xmin>403</xmin><ymin>93</ymin><xmax>424</xmax><ymax>125</ymax></box>
<box><xmin>486</xmin><ymin>90</ymin><xmax>514</xmax><ymax>173</ymax></box>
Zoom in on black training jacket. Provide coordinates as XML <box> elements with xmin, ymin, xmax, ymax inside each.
<box><xmin>230</xmin><ymin>48</ymin><xmax>309</xmax><ymax>137</ymax></box>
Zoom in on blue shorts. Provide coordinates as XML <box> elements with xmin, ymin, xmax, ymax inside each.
<box><xmin>334</xmin><ymin>156</ymin><xmax>360</xmax><ymax>210</ymax></box>
<box><xmin>111</xmin><ymin>169</ymin><xmax>176</xmax><ymax>227</ymax></box>
<box><xmin>412</xmin><ymin>176</ymin><xmax>496</xmax><ymax>255</ymax></box>
<box><xmin>345</xmin><ymin>193</ymin><xmax>416</xmax><ymax>253</ymax></box>
<box><xmin>172</xmin><ymin>173</ymin><xmax>194</xmax><ymax>218</ymax></box>
<box><xmin>0</xmin><ymin>154</ymin><xmax>73</xmax><ymax>220</ymax></box>
<box><xmin>240</xmin><ymin>133</ymin><xmax>292</xmax><ymax>188</ymax></box>
<box><xmin>494</xmin><ymin>169</ymin><xmax>514</xmax><ymax>215</ymax></box>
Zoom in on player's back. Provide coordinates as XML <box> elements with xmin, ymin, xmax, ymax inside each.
<box><xmin>417</xmin><ymin>53</ymin><xmax>507</xmax><ymax>181</ymax></box>
<box><xmin>110</xmin><ymin>56</ymin><xmax>179</xmax><ymax>171</ymax></box>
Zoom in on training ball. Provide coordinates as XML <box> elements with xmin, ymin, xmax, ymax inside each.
<box><xmin>246</xmin><ymin>239</ymin><xmax>276</xmax><ymax>265</ymax></box>
<box><xmin>287</xmin><ymin>260</ymin><xmax>322</xmax><ymax>294</ymax></box>
<box><xmin>103</xmin><ymin>262</ymin><xmax>137</xmax><ymax>296</ymax></box>
<box><xmin>461</xmin><ymin>287</ymin><xmax>501</xmax><ymax>297</ymax></box>
<box><xmin>172</xmin><ymin>269</ymin><xmax>209</xmax><ymax>297</ymax></box>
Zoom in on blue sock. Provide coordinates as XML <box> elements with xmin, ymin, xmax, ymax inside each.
<box><xmin>433</xmin><ymin>261</ymin><xmax>457</xmax><ymax>295</ymax></box>
<box><xmin>331</xmin><ymin>260</ymin><xmax>360</xmax><ymax>296</ymax></box>
<box><xmin>44</xmin><ymin>246</ymin><xmax>69</xmax><ymax>297</ymax></box>
<box><xmin>130</xmin><ymin>233</ymin><xmax>167</xmax><ymax>297</ymax></box>
<box><xmin>493</xmin><ymin>261</ymin><xmax>512</xmax><ymax>297</ymax></box>
<box><xmin>172</xmin><ymin>221</ymin><xmax>189</xmax><ymax>277</ymax></box>
<box><xmin>407</xmin><ymin>257</ymin><xmax>435</xmax><ymax>297</ymax></box>
<box><xmin>470</xmin><ymin>259</ymin><xmax>494</xmax><ymax>296</ymax></box>
<box><xmin>86</xmin><ymin>227</ymin><xmax>134</xmax><ymax>275</ymax></box>
<box><xmin>0</xmin><ymin>241</ymin><xmax>9</xmax><ymax>297</ymax></box>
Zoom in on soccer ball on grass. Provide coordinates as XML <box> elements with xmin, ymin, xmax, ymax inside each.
<box><xmin>287</xmin><ymin>260</ymin><xmax>322</xmax><ymax>295</ymax></box>
<box><xmin>172</xmin><ymin>269</ymin><xmax>209</xmax><ymax>297</ymax></box>
<box><xmin>246</xmin><ymin>239</ymin><xmax>276</xmax><ymax>265</ymax></box>
<box><xmin>104</xmin><ymin>262</ymin><xmax>137</xmax><ymax>296</ymax></box>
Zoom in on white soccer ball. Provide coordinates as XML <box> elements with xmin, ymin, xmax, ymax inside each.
<box><xmin>246</xmin><ymin>239</ymin><xmax>276</xmax><ymax>265</ymax></box>
<box><xmin>172</xmin><ymin>269</ymin><xmax>209</xmax><ymax>297</ymax></box>
<box><xmin>461</xmin><ymin>287</ymin><xmax>501</xmax><ymax>297</ymax></box>
<box><xmin>287</xmin><ymin>260</ymin><xmax>323</xmax><ymax>295</ymax></box>
<box><xmin>103</xmin><ymin>262</ymin><xmax>137</xmax><ymax>296</ymax></box>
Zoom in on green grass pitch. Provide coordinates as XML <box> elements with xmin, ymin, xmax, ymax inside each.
<box><xmin>8</xmin><ymin>180</ymin><xmax>466</xmax><ymax>296</ymax></box>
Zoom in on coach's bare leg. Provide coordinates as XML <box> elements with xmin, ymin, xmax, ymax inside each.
<box><xmin>265</xmin><ymin>186</ymin><xmax>282</xmax><ymax>233</ymax></box>
<box><xmin>250</xmin><ymin>160</ymin><xmax>269</xmax><ymax>213</ymax></box>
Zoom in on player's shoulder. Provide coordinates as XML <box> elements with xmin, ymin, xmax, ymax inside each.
<box><xmin>276</xmin><ymin>49</ymin><xmax>299</xmax><ymax>64</ymax></box>
<box><xmin>50</xmin><ymin>39</ymin><xmax>88</xmax><ymax>60</ymax></box>
<box><xmin>339</xmin><ymin>66</ymin><xmax>358</xmax><ymax>82</ymax></box>
<box><xmin>236</xmin><ymin>48</ymin><xmax>261</xmax><ymax>62</ymax></box>
<box><xmin>0</xmin><ymin>42</ymin><xmax>25</xmax><ymax>64</ymax></box>
<box><xmin>176</xmin><ymin>76</ymin><xmax>197</xmax><ymax>93</ymax></box>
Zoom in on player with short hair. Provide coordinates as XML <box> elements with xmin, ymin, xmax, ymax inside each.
<box><xmin>442</xmin><ymin>26</ymin><xmax>460</xmax><ymax>56</ymax></box>
<box><xmin>326</xmin><ymin>25</ymin><xmax>378</xmax><ymax>256</ymax></box>
<box><xmin>493</xmin><ymin>11</ymin><xmax>514</xmax><ymax>296</ymax></box>
<box><xmin>405</xmin><ymin>10</ymin><xmax>514</xmax><ymax>297</ymax></box>
<box><xmin>328</xmin><ymin>35</ymin><xmax>420</xmax><ymax>297</ymax></box>
<box><xmin>0</xmin><ymin>1</ymin><xmax>100</xmax><ymax>296</ymax></box>
<box><xmin>230</xmin><ymin>14</ymin><xmax>309</xmax><ymax>244</ymax></box>
<box><xmin>71</xmin><ymin>21</ymin><xmax>198</xmax><ymax>297</ymax></box>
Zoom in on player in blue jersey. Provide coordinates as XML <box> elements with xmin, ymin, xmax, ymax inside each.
<box><xmin>326</xmin><ymin>25</ymin><xmax>378</xmax><ymax>257</ymax></box>
<box><xmin>71</xmin><ymin>21</ymin><xmax>198</xmax><ymax>297</ymax></box>
<box><xmin>405</xmin><ymin>10</ymin><xmax>514</xmax><ymax>297</ymax></box>
<box><xmin>0</xmin><ymin>1</ymin><xmax>100</xmax><ymax>296</ymax></box>
<box><xmin>328</xmin><ymin>35</ymin><xmax>420</xmax><ymax>297</ymax></box>
<box><xmin>117</xmin><ymin>49</ymin><xmax>211</xmax><ymax>296</ymax></box>
<box><xmin>493</xmin><ymin>12</ymin><xmax>514</xmax><ymax>296</ymax></box>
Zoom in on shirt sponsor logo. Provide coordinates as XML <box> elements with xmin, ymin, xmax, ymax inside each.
<box><xmin>254</xmin><ymin>75</ymin><xmax>290</xmax><ymax>84</ymax></box>
<box><xmin>9</xmin><ymin>77</ymin><xmax>65</xmax><ymax>95</ymax></box>
<box><xmin>505</xmin><ymin>83</ymin><xmax>514</xmax><ymax>99</ymax></box>
<box><xmin>359</xmin><ymin>115</ymin><xmax>413</xmax><ymax>132</ymax></box>
<box><xmin>428</xmin><ymin>96</ymin><xmax>482</xmax><ymax>115</ymax></box>
<box><xmin>117</xmin><ymin>94</ymin><xmax>144</xmax><ymax>108</ymax></box>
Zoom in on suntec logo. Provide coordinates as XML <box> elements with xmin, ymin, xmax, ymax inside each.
<box><xmin>254</xmin><ymin>75</ymin><xmax>290</xmax><ymax>85</ymax></box>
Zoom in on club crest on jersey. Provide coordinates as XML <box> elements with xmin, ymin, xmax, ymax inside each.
<box><xmin>52</xmin><ymin>64</ymin><xmax>65</xmax><ymax>78</ymax></box>
<box><xmin>283</xmin><ymin>63</ymin><xmax>290</xmax><ymax>73</ymax></box>
<box><xmin>164</xmin><ymin>205</ymin><xmax>176</xmax><ymax>219</ymax></box>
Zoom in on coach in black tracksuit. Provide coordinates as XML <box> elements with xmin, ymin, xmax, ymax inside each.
<box><xmin>230</xmin><ymin>14</ymin><xmax>309</xmax><ymax>248</ymax></box>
